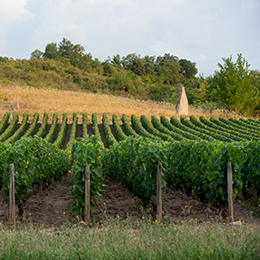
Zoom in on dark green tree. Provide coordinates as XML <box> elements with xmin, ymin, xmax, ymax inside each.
<box><xmin>43</xmin><ymin>43</ymin><xmax>59</xmax><ymax>59</ymax></box>
<box><xmin>179</xmin><ymin>59</ymin><xmax>197</xmax><ymax>79</ymax></box>
<box><xmin>155</xmin><ymin>54</ymin><xmax>181</xmax><ymax>85</ymax></box>
<box><xmin>30</xmin><ymin>49</ymin><xmax>43</xmax><ymax>59</ymax></box>
<box><xmin>111</xmin><ymin>54</ymin><xmax>122</xmax><ymax>66</ymax></box>
<box><xmin>122</xmin><ymin>53</ymin><xmax>146</xmax><ymax>76</ymax></box>
<box><xmin>58</xmin><ymin>38</ymin><xmax>74</xmax><ymax>59</ymax></box>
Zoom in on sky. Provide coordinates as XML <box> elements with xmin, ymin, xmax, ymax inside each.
<box><xmin>0</xmin><ymin>0</ymin><xmax>259</xmax><ymax>77</ymax></box>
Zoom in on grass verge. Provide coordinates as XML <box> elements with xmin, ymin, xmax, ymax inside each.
<box><xmin>0</xmin><ymin>218</ymin><xmax>259</xmax><ymax>259</ymax></box>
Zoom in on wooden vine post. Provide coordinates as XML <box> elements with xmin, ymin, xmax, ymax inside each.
<box><xmin>227</xmin><ymin>162</ymin><xmax>234</xmax><ymax>222</ymax></box>
<box><xmin>157</xmin><ymin>162</ymin><xmax>162</xmax><ymax>222</ymax></box>
<box><xmin>84</xmin><ymin>166</ymin><xmax>91</xmax><ymax>224</ymax></box>
<box><xmin>9</xmin><ymin>163</ymin><xmax>15</xmax><ymax>222</ymax></box>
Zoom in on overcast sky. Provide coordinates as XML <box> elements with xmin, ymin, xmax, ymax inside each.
<box><xmin>0</xmin><ymin>0</ymin><xmax>259</xmax><ymax>76</ymax></box>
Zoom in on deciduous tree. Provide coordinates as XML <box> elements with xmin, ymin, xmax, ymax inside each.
<box><xmin>214</xmin><ymin>53</ymin><xmax>258</xmax><ymax>114</ymax></box>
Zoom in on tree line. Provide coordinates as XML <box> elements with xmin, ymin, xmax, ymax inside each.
<box><xmin>1</xmin><ymin>38</ymin><xmax>260</xmax><ymax>115</ymax></box>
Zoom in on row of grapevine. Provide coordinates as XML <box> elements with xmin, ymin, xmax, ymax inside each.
<box><xmin>201</xmin><ymin>116</ymin><xmax>252</xmax><ymax>141</ymax></box>
<box><xmin>101</xmin><ymin>135</ymin><xmax>260</xmax><ymax>206</ymax></box>
<box><xmin>247</xmin><ymin>118</ymin><xmax>260</xmax><ymax>126</ymax></box>
<box><xmin>121</xmin><ymin>114</ymin><xmax>139</xmax><ymax>137</ymax></box>
<box><xmin>216</xmin><ymin>117</ymin><xmax>259</xmax><ymax>140</ymax></box>
<box><xmin>2</xmin><ymin>112</ymin><xmax>259</xmax><ymax>147</ymax></box>
<box><xmin>82</xmin><ymin>113</ymin><xmax>88</xmax><ymax>138</ymax></box>
<box><xmin>240</xmin><ymin>118</ymin><xmax>259</xmax><ymax>127</ymax></box>
<box><xmin>34</xmin><ymin>112</ymin><xmax>48</xmax><ymax>137</ymax></box>
<box><xmin>4</xmin><ymin>113</ymin><xmax>29</xmax><ymax>144</ymax></box>
<box><xmin>0</xmin><ymin>113</ymin><xmax>19</xmax><ymax>142</ymax></box>
<box><xmin>65</xmin><ymin>112</ymin><xmax>78</xmax><ymax>163</ymax></box>
<box><xmin>180</xmin><ymin>116</ymin><xmax>231</xmax><ymax>142</ymax></box>
<box><xmin>131</xmin><ymin>114</ymin><xmax>159</xmax><ymax>141</ymax></box>
<box><xmin>0</xmin><ymin>136</ymin><xmax>69</xmax><ymax>207</ymax></box>
<box><xmin>151</xmin><ymin>115</ymin><xmax>185</xmax><ymax>141</ymax></box>
<box><xmin>160</xmin><ymin>116</ymin><xmax>200</xmax><ymax>141</ymax></box>
<box><xmin>220</xmin><ymin>117</ymin><xmax>260</xmax><ymax>137</ymax></box>
<box><xmin>0</xmin><ymin>112</ymin><xmax>10</xmax><ymax>135</ymax></box>
<box><xmin>23</xmin><ymin>112</ymin><xmax>39</xmax><ymax>138</ymax></box>
<box><xmin>44</xmin><ymin>113</ymin><xmax>58</xmax><ymax>142</ymax></box>
<box><xmin>53</xmin><ymin>113</ymin><xmax>67</xmax><ymax>148</ymax></box>
<box><xmin>190</xmin><ymin>116</ymin><xmax>244</xmax><ymax>142</ymax></box>
<box><xmin>102</xmin><ymin>113</ymin><xmax>117</xmax><ymax>147</ymax></box>
<box><xmin>72</xmin><ymin>135</ymin><xmax>105</xmax><ymax>217</ymax></box>
<box><xmin>170</xmin><ymin>116</ymin><xmax>215</xmax><ymax>141</ymax></box>
<box><xmin>112</xmin><ymin>114</ymin><xmax>127</xmax><ymax>141</ymax></box>
<box><xmin>92</xmin><ymin>113</ymin><xmax>102</xmax><ymax>142</ymax></box>
<box><xmin>229</xmin><ymin>117</ymin><xmax>260</xmax><ymax>132</ymax></box>
<box><xmin>140</xmin><ymin>115</ymin><xmax>175</xmax><ymax>142</ymax></box>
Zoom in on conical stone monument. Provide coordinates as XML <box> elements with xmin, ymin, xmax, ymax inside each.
<box><xmin>176</xmin><ymin>85</ymin><xmax>188</xmax><ymax>115</ymax></box>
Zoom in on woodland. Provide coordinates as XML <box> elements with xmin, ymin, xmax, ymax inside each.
<box><xmin>0</xmin><ymin>38</ymin><xmax>259</xmax><ymax>116</ymax></box>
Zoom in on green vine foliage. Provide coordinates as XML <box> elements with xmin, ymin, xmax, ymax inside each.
<box><xmin>0</xmin><ymin>112</ymin><xmax>10</xmax><ymax>135</ymax></box>
<box><xmin>102</xmin><ymin>136</ymin><xmax>169</xmax><ymax>200</ymax></box>
<box><xmin>72</xmin><ymin>135</ymin><xmax>105</xmax><ymax>217</ymax></box>
<box><xmin>167</xmin><ymin>140</ymin><xmax>245</xmax><ymax>204</ymax></box>
<box><xmin>34</xmin><ymin>112</ymin><xmax>48</xmax><ymax>138</ymax></box>
<box><xmin>0</xmin><ymin>136</ymin><xmax>69</xmax><ymax>205</ymax></box>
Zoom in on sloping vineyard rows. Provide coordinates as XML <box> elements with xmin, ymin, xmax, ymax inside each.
<box><xmin>0</xmin><ymin>112</ymin><xmax>260</xmax><ymax>216</ymax></box>
<box><xmin>0</xmin><ymin>111</ymin><xmax>259</xmax><ymax>149</ymax></box>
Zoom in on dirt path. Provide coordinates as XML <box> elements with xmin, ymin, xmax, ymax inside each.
<box><xmin>0</xmin><ymin>172</ymin><xmax>259</xmax><ymax>226</ymax></box>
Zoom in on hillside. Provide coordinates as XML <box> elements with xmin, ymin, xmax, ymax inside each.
<box><xmin>0</xmin><ymin>85</ymin><xmax>256</xmax><ymax>122</ymax></box>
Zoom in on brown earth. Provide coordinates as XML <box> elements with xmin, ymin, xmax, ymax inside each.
<box><xmin>0</xmin><ymin>172</ymin><xmax>259</xmax><ymax>226</ymax></box>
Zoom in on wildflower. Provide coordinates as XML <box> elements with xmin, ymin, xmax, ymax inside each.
<box><xmin>176</xmin><ymin>234</ymin><xmax>178</xmax><ymax>236</ymax></box>
<box><xmin>63</xmin><ymin>212</ymin><xmax>65</xmax><ymax>215</ymax></box>
<box><xmin>234</xmin><ymin>233</ymin><xmax>236</xmax><ymax>236</ymax></box>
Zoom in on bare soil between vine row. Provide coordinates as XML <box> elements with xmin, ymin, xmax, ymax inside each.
<box><xmin>0</xmin><ymin>171</ymin><xmax>259</xmax><ymax>226</ymax></box>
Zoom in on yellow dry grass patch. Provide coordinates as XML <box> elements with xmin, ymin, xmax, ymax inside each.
<box><xmin>0</xmin><ymin>85</ymin><xmax>256</xmax><ymax>123</ymax></box>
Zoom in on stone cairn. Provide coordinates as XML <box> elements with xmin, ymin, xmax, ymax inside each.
<box><xmin>176</xmin><ymin>85</ymin><xmax>188</xmax><ymax>115</ymax></box>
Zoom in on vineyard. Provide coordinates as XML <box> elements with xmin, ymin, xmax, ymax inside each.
<box><xmin>0</xmin><ymin>111</ymin><xmax>260</xmax><ymax>221</ymax></box>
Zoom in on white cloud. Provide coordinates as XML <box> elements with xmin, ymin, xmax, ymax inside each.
<box><xmin>241</xmin><ymin>0</ymin><xmax>260</xmax><ymax>10</ymax></box>
<box><xmin>0</xmin><ymin>0</ymin><xmax>33</xmax><ymax>54</ymax></box>
<box><xmin>0</xmin><ymin>0</ymin><xmax>259</xmax><ymax>76</ymax></box>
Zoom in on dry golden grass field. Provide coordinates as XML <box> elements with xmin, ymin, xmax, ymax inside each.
<box><xmin>0</xmin><ymin>85</ymin><xmax>258</xmax><ymax>123</ymax></box>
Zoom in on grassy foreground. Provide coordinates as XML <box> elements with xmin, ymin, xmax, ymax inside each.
<box><xmin>0</xmin><ymin>219</ymin><xmax>259</xmax><ymax>260</ymax></box>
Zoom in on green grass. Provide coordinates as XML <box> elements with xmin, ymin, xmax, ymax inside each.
<box><xmin>0</xmin><ymin>219</ymin><xmax>259</xmax><ymax>259</ymax></box>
